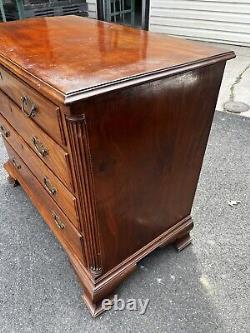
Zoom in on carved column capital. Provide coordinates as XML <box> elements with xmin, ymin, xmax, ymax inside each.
<box><xmin>65</xmin><ymin>114</ymin><xmax>85</xmax><ymax>122</ymax></box>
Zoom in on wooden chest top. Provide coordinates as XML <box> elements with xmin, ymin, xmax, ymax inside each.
<box><xmin>0</xmin><ymin>15</ymin><xmax>234</xmax><ymax>103</ymax></box>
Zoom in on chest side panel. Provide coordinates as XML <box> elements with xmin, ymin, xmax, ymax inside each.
<box><xmin>70</xmin><ymin>62</ymin><xmax>225</xmax><ymax>272</ymax></box>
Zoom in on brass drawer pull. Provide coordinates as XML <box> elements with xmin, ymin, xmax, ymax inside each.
<box><xmin>12</xmin><ymin>158</ymin><xmax>21</xmax><ymax>170</ymax></box>
<box><xmin>21</xmin><ymin>95</ymin><xmax>37</xmax><ymax>118</ymax></box>
<box><xmin>44</xmin><ymin>177</ymin><xmax>57</xmax><ymax>196</ymax></box>
<box><xmin>0</xmin><ymin>124</ymin><xmax>10</xmax><ymax>138</ymax></box>
<box><xmin>32</xmin><ymin>136</ymin><xmax>48</xmax><ymax>157</ymax></box>
<box><xmin>52</xmin><ymin>212</ymin><xmax>65</xmax><ymax>230</ymax></box>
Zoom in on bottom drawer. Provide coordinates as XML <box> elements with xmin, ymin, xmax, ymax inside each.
<box><xmin>4</xmin><ymin>140</ymin><xmax>85</xmax><ymax>264</ymax></box>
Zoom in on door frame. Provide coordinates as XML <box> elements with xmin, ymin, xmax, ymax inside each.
<box><xmin>97</xmin><ymin>0</ymin><xmax>150</xmax><ymax>30</ymax></box>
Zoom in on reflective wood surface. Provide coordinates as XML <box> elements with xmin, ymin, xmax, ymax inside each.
<box><xmin>0</xmin><ymin>16</ymin><xmax>234</xmax><ymax>102</ymax></box>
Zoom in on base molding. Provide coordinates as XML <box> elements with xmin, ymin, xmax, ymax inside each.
<box><xmin>82</xmin><ymin>293</ymin><xmax>115</xmax><ymax>318</ymax></box>
<box><xmin>4</xmin><ymin>161</ymin><xmax>193</xmax><ymax>317</ymax></box>
<box><xmin>174</xmin><ymin>232</ymin><xmax>192</xmax><ymax>251</ymax></box>
<box><xmin>69</xmin><ymin>215</ymin><xmax>193</xmax><ymax>317</ymax></box>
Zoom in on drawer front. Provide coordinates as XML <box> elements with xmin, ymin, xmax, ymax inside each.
<box><xmin>0</xmin><ymin>116</ymin><xmax>79</xmax><ymax>229</ymax></box>
<box><xmin>0</xmin><ymin>67</ymin><xmax>65</xmax><ymax>146</ymax></box>
<box><xmin>0</xmin><ymin>89</ymin><xmax>11</xmax><ymax>114</ymax></box>
<box><xmin>4</xmin><ymin>140</ymin><xmax>84</xmax><ymax>263</ymax></box>
<box><xmin>0</xmin><ymin>101</ymin><xmax>73</xmax><ymax>191</ymax></box>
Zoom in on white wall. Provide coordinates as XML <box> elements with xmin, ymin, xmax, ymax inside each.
<box><xmin>86</xmin><ymin>0</ymin><xmax>97</xmax><ymax>18</ymax></box>
<box><xmin>149</xmin><ymin>0</ymin><xmax>250</xmax><ymax>47</ymax></box>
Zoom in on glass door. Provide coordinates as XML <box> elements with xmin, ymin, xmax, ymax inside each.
<box><xmin>101</xmin><ymin>0</ymin><xmax>148</xmax><ymax>29</ymax></box>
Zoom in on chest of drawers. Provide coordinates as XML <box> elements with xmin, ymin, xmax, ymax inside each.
<box><xmin>0</xmin><ymin>16</ymin><xmax>234</xmax><ymax>317</ymax></box>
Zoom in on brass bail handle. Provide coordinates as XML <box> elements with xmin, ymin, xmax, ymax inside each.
<box><xmin>44</xmin><ymin>177</ymin><xmax>57</xmax><ymax>196</ymax></box>
<box><xmin>32</xmin><ymin>136</ymin><xmax>48</xmax><ymax>158</ymax></box>
<box><xmin>0</xmin><ymin>124</ymin><xmax>10</xmax><ymax>138</ymax></box>
<box><xmin>21</xmin><ymin>95</ymin><xmax>37</xmax><ymax>118</ymax></box>
<box><xmin>52</xmin><ymin>212</ymin><xmax>65</xmax><ymax>230</ymax></box>
<box><xmin>12</xmin><ymin>158</ymin><xmax>21</xmax><ymax>170</ymax></box>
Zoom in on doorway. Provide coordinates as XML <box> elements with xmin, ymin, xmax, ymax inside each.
<box><xmin>98</xmin><ymin>0</ymin><xmax>149</xmax><ymax>30</ymax></box>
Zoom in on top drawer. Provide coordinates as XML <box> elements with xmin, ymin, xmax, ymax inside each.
<box><xmin>0</xmin><ymin>66</ymin><xmax>65</xmax><ymax>147</ymax></box>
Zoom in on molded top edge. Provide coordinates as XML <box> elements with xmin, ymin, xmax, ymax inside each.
<box><xmin>0</xmin><ymin>16</ymin><xmax>235</xmax><ymax>104</ymax></box>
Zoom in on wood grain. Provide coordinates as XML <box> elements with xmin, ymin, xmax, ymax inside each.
<box><xmin>71</xmin><ymin>62</ymin><xmax>226</xmax><ymax>273</ymax></box>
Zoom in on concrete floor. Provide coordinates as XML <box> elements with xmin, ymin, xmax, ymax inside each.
<box><xmin>215</xmin><ymin>43</ymin><xmax>250</xmax><ymax>118</ymax></box>
<box><xmin>0</xmin><ymin>110</ymin><xmax>249</xmax><ymax>332</ymax></box>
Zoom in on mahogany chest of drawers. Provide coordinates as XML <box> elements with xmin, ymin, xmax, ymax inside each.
<box><xmin>0</xmin><ymin>16</ymin><xmax>234</xmax><ymax>317</ymax></box>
